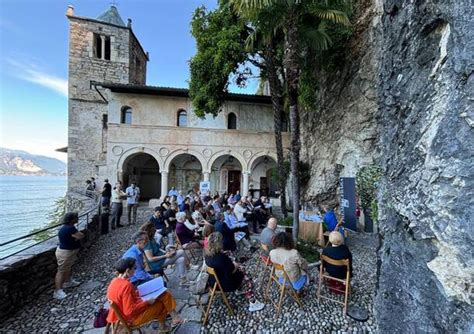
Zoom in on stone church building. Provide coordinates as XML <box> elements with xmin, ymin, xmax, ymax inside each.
<box><xmin>66</xmin><ymin>5</ymin><xmax>289</xmax><ymax>199</ymax></box>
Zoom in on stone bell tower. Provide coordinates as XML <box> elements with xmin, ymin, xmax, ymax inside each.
<box><xmin>66</xmin><ymin>4</ymin><xmax>148</xmax><ymax>191</ymax></box>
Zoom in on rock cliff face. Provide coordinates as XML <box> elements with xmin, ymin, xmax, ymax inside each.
<box><xmin>300</xmin><ymin>0</ymin><xmax>473</xmax><ymax>332</ymax></box>
<box><xmin>300</xmin><ymin>0</ymin><xmax>379</xmax><ymax>208</ymax></box>
<box><xmin>375</xmin><ymin>0</ymin><xmax>473</xmax><ymax>332</ymax></box>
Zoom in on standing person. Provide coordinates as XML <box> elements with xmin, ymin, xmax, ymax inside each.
<box><xmin>86</xmin><ymin>179</ymin><xmax>94</xmax><ymax>191</ymax></box>
<box><xmin>101</xmin><ymin>178</ymin><xmax>112</xmax><ymax>207</ymax></box>
<box><xmin>53</xmin><ymin>212</ymin><xmax>84</xmax><ymax>300</ymax></box>
<box><xmin>126</xmin><ymin>181</ymin><xmax>140</xmax><ymax>225</ymax></box>
<box><xmin>168</xmin><ymin>186</ymin><xmax>178</xmax><ymax>198</ymax></box>
<box><xmin>111</xmin><ymin>183</ymin><xmax>126</xmax><ymax>229</ymax></box>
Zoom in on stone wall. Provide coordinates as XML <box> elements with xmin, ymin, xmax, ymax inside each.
<box><xmin>67</xmin><ymin>16</ymin><xmax>138</xmax><ymax>191</ymax></box>
<box><xmin>0</xmin><ymin>193</ymin><xmax>100</xmax><ymax>323</ymax></box>
<box><xmin>300</xmin><ymin>0</ymin><xmax>379</xmax><ymax>207</ymax></box>
<box><xmin>375</xmin><ymin>0</ymin><xmax>474</xmax><ymax>332</ymax></box>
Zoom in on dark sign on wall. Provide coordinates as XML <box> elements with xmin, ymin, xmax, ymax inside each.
<box><xmin>339</xmin><ymin>177</ymin><xmax>357</xmax><ymax>231</ymax></box>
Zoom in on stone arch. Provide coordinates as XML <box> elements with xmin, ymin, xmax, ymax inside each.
<box><xmin>163</xmin><ymin>148</ymin><xmax>206</xmax><ymax>173</ymax></box>
<box><xmin>117</xmin><ymin>147</ymin><xmax>163</xmax><ymax>172</ymax></box>
<box><xmin>207</xmin><ymin>150</ymin><xmax>247</xmax><ymax>173</ymax></box>
<box><xmin>248</xmin><ymin>151</ymin><xmax>278</xmax><ymax>171</ymax></box>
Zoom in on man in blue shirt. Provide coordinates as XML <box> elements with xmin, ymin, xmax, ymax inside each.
<box><xmin>125</xmin><ymin>182</ymin><xmax>140</xmax><ymax>225</ymax></box>
<box><xmin>122</xmin><ymin>231</ymin><xmax>153</xmax><ymax>286</ymax></box>
<box><xmin>224</xmin><ymin>205</ymin><xmax>250</xmax><ymax>240</ymax></box>
<box><xmin>168</xmin><ymin>186</ymin><xmax>179</xmax><ymax>198</ymax></box>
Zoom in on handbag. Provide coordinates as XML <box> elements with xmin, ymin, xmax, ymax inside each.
<box><xmin>93</xmin><ymin>306</ymin><xmax>109</xmax><ymax>328</ymax></box>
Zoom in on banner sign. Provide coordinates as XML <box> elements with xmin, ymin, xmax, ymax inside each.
<box><xmin>200</xmin><ymin>181</ymin><xmax>210</xmax><ymax>194</ymax></box>
<box><xmin>339</xmin><ymin>177</ymin><xmax>357</xmax><ymax>231</ymax></box>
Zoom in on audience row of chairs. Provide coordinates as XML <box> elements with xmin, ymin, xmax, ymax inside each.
<box><xmin>201</xmin><ymin>243</ymin><xmax>352</xmax><ymax>326</ymax></box>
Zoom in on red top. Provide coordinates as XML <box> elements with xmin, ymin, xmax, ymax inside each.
<box><xmin>106</xmin><ymin>277</ymin><xmax>148</xmax><ymax>324</ymax></box>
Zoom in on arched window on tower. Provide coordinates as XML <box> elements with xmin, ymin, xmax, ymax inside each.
<box><xmin>121</xmin><ymin>106</ymin><xmax>132</xmax><ymax>124</ymax></box>
<box><xmin>227</xmin><ymin>112</ymin><xmax>237</xmax><ymax>129</ymax></box>
<box><xmin>177</xmin><ymin>109</ymin><xmax>187</xmax><ymax>127</ymax></box>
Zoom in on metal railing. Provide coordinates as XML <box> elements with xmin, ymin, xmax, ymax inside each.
<box><xmin>0</xmin><ymin>191</ymin><xmax>101</xmax><ymax>261</ymax></box>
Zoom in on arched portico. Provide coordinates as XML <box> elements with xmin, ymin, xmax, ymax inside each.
<box><xmin>249</xmin><ymin>154</ymin><xmax>278</xmax><ymax>198</ymax></box>
<box><xmin>121</xmin><ymin>152</ymin><xmax>161</xmax><ymax>199</ymax></box>
<box><xmin>209</xmin><ymin>153</ymin><xmax>244</xmax><ymax>195</ymax></box>
<box><xmin>167</xmin><ymin>153</ymin><xmax>203</xmax><ymax>194</ymax></box>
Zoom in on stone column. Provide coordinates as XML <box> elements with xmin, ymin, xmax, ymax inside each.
<box><xmin>203</xmin><ymin>172</ymin><xmax>210</xmax><ymax>182</ymax></box>
<box><xmin>160</xmin><ymin>171</ymin><xmax>168</xmax><ymax>199</ymax></box>
<box><xmin>100</xmin><ymin>35</ymin><xmax>106</xmax><ymax>60</ymax></box>
<box><xmin>242</xmin><ymin>171</ymin><xmax>250</xmax><ymax>197</ymax></box>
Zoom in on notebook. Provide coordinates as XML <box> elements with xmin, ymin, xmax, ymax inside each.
<box><xmin>234</xmin><ymin>231</ymin><xmax>246</xmax><ymax>242</ymax></box>
<box><xmin>137</xmin><ymin>277</ymin><xmax>167</xmax><ymax>302</ymax></box>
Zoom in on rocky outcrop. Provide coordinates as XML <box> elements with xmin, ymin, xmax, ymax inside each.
<box><xmin>375</xmin><ymin>0</ymin><xmax>473</xmax><ymax>332</ymax></box>
<box><xmin>300</xmin><ymin>0</ymin><xmax>473</xmax><ymax>332</ymax></box>
<box><xmin>300</xmin><ymin>0</ymin><xmax>379</xmax><ymax>208</ymax></box>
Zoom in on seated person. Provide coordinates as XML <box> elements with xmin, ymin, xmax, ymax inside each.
<box><xmin>122</xmin><ymin>232</ymin><xmax>154</xmax><ymax>286</ymax></box>
<box><xmin>202</xmin><ymin>223</ymin><xmax>215</xmax><ymax>250</ymax></box>
<box><xmin>269</xmin><ymin>232</ymin><xmax>309</xmax><ymax>292</ymax></box>
<box><xmin>322</xmin><ymin>231</ymin><xmax>353</xmax><ymax>282</ymax></box>
<box><xmin>175</xmin><ymin>212</ymin><xmax>203</xmax><ymax>250</ymax></box>
<box><xmin>323</xmin><ymin>206</ymin><xmax>338</xmax><ymax>232</ymax></box>
<box><xmin>224</xmin><ymin>205</ymin><xmax>250</xmax><ymax>238</ymax></box>
<box><xmin>107</xmin><ymin>258</ymin><xmax>184</xmax><ymax>332</ymax></box>
<box><xmin>260</xmin><ymin>217</ymin><xmax>278</xmax><ymax>255</ymax></box>
<box><xmin>214</xmin><ymin>212</ymin><xmax>236</xmax><ymax>252</ymax></box>
<box><xmin>140</xmin><ymin>222</ymin><xmax>189</xmax><ymax>286</ymax></box>
<box><xmin>205</xmin><ymin>232</ymin><xmax>265</xmax><ymax>312</ymax></box>
<box><xmin>150</xmin><ymin>207</ymin><xmax>174</xmax><ymax>246</ymax></box>
<box><xmin>160</xmin><ymin>196</ymin><xmax>171</xmax><ymax>211</ymax></box>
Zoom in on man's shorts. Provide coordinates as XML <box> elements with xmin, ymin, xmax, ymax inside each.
<box><xmin>55</xmin><ymin>248</ymin><xmax>79</xmax><ymax>273</ymax></box>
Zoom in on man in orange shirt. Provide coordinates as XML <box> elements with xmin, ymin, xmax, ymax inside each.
<box><xmin>106</xmin><ymin>258</ymin><xmax>184</xmax><ymax>332</ymax></box>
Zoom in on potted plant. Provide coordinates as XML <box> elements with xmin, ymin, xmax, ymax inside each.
<box><xmin>277</xmin><ymin>215</ymin><xmax>293</xmax><ymax>233</ymax></box>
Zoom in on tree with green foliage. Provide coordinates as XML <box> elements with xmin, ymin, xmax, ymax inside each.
<box><xmin>189</xmin><ymin>2</ymin><xmax>290</xmax><ymax>215</ymax></box>
<box><xmin>231</xmin><ymin>0</ymin><xmax>351</xmax><ymax>241</ymax></box>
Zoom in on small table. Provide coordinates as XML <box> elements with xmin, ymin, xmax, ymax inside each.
<box><xmin>298</xmin><ymin>220</ymin><xmax>325</xmax><ymax>246</ymax></box>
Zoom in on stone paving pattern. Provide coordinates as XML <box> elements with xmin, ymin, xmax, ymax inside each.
<box><xmin>0</xmin><ymin>206</ymin><xmax>378</xmax><ymax>333</ymax></box>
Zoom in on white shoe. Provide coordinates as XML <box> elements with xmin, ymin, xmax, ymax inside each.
<box><xmin>63</xmin><ymin>279</ymin><xmax>81</xmax><ymax>288</ymax></box>
<box><xmin>248</xmin><ymin>300</ymin><xmax>265</xmax><ymax>312</ymax></box>
<box><xmin>53</xmin><ymin>289</ymin><xmax>67</xmax><ymax>300</ymax></box>
<box><xmin>190</xmin><ymin>264</ymin><xmax>201</xmax><ymax>271</ymax></box>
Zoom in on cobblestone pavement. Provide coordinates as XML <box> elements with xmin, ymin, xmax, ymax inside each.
<box><xmin>0</xmin><ymin>206</ymin><xmax>378</xmax><ymax>334</ymax></box>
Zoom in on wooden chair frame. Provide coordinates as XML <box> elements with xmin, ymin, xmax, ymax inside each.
<box><xmin>107</xmin><ymin>301</ymin><xmax>144</xmax><ymax>334</ymax></box>
<box><xmin>202</xmin><ymin>266</ymin><xmax>234</xmax><ymax>325</ymax></box>
<box><xmin>256</xmin><ymin>243</ymin><xmax>272</xmax><ymax>287</ymax></box>
<box><xmin>174</xmin><ymin>231</ymin><xmax>198</xmax><ymax>262</ymax></box>
<box><xmin>317</xmin><ymin>255</ymin><xmax>351</xmax><ymax>314</ymax></box>
<box><xmin>265</xmin><ymin>262</ymin><xmax>303</xmax><ymax>315</ymax></box>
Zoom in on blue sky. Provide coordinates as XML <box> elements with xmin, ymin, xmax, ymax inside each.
<box><xmin>0</xmin><ymin>0</ymin><xmax>259</xmax><ymax>161</ymax></box>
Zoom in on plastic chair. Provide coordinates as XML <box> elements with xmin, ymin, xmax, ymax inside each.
<box><xmin>317</xmin><ymin>255</ymin><xmax>351</xmax><ymax>314</ymax></box>
<box><xmin>202</xmin><ymin>266</ymin><xmax>234</xmax><ymax>325</ymax></box>
<box><xmin>265</xmin><ymin>262</ymin><xmax>303</xmax><ymax>315</ymax></box>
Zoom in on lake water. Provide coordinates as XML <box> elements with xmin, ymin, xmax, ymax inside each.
<box><xmin>0</xmin><ymin>175</ymin><xmax>67</xmax><ymax>259</ymax></box>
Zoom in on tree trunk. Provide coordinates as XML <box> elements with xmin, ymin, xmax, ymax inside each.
<box><xmin>264</xmin><ymin>38</ymin><xmax>288</xmax><ymax>217</ymax></box>
<box><xmin>284</xmin><ymin>15</ymin><xmax>301</xmax><ymax>242</ymax></box>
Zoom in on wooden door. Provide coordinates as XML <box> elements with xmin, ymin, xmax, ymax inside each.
<box><xmin>227</xmin><ymin>171</ymin><xmax>241</xmax><ymax>194</ymax></box>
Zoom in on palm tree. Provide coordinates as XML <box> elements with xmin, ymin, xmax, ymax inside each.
<box><xmin>231</xmin><ymin>0</ymin><xmax>350</xmax><ymax>241</ymax></box>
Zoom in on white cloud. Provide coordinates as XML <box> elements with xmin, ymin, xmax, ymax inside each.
<box><xmin>6</xmin><ymin>58</ymin><xmax>68</xmax><ymax>97</ymax></box>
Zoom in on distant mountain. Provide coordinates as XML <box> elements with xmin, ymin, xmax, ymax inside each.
<box><xmin>0</xmin><ymin>148</ymin><xmax>66</xmax><ymax>176</ymax></box>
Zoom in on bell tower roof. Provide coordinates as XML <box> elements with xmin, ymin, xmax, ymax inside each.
<box><xmin>96</xmin><ymin>5</ymin><xmax>126</xmax><ymax>27</ymax></box>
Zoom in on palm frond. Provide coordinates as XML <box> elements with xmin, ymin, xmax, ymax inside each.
<box><xmin>308</xmin><ymin>7</ymin><xmax>350</xmax><ymax>25</ymax></box>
